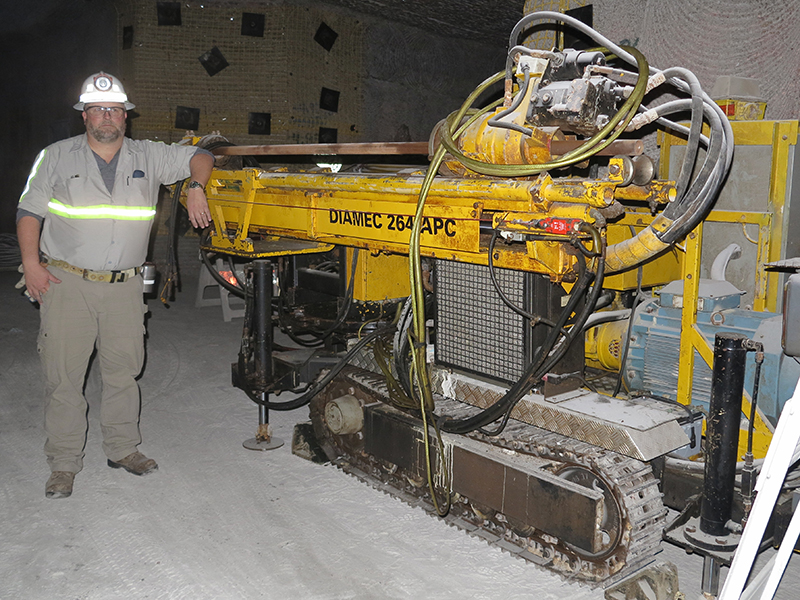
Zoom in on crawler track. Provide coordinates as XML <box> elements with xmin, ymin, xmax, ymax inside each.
<box><xmin>310</xmin><ymin>367</ymin><xmax>667</xmax><ymax>585</ymax></box>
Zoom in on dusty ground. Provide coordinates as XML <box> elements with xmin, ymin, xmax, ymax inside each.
<box><xmin>1</xmin><ymin>260</ymin><xmax>798</xmax><ymax>600</ymax></box>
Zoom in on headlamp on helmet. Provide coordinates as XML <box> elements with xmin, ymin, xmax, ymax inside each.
<box><xmin>74</xmin><ymin>72</ymin><xmax>135</xmax><ymax>111</ymax></box>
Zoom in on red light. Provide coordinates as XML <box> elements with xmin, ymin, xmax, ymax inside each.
<box><xmin>536</xmin><ymin>217</ymin><xmax>581</xmax><ymax>235</ymax></box>
<box><xmin>219</xmin><ymin>270</ymin><xmax>238</xmax><ymax>285</ymax></box>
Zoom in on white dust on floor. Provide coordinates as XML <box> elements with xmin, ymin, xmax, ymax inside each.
<box><xmin>0</xmin><ymin>272</ymin><xmax>797</xmax><ymax>599</ymax></box>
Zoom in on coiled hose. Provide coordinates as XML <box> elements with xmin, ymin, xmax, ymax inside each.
<box><xmin>509</xmin><ymin>11</ymin><xmax>732</xmax><ymax>272</ymax></box>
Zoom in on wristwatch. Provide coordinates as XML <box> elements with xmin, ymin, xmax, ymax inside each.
<box><xmin>188</xmin><ymin>180</ymin><xmax>205</xmax><ymax>190</ymax></box>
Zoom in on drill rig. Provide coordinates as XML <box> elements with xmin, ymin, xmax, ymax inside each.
<box><xmin>178</xmin><ymin>11</ymin><xmax>800</xmax><ymax>590</ymax></box>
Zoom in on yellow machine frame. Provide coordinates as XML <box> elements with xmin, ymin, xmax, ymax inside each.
<box><xmin>660</xmin><ymin>120</ymin><xmax>799</xmax><ymax>456</ymax></box>
<box><xmin>189</xmin><ymin>120</ymin><xmax>797</xmax><ymax>458</ymax></box>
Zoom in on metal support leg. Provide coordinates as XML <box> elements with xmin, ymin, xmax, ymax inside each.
<box><xmin>244</xmin><ymin>260</ymin><xmax>284</xmax><ymax>451</ymax></box>
<box><xmin>671</xmin><ymin>333</ymin><xmax>749</xmax><ymax>595</ymax></box>
<box><xmin>701</xmin><ymin>555</ymin><xmax>720</xmax><ymax>598</ymax></box>
<box><xmin>696</xmin><ymin>334</ymin><xmax>748</xmax><ymax>596</ymax></box>
<box><xmin>701</xmin><ymin>332</ymin><xmax>748</xmax><ymax>537</ymax></box>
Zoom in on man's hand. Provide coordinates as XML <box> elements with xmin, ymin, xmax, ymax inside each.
<box><xmin>186</xmin><ymin>187</ymin><xmax>211</xmax><ymax>229</ymax></box>
<box><xmin>186</xmin><ymin>151</ymin><xmax>215</xmax><ymax>230</ymax></box>
<box><xmin>17</xmin><ymin>215</ymin><xmax>59</xmax><ymax>304</ymax></box>
<box><xmin>23</xmin><ymin>261</ymin><xmax>61</xmax><ymax>304</ymax></box>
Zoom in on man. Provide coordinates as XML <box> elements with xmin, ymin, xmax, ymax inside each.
<box><xmin>17</xmin><ymin>72</ymin><xmax>215</xmax><ymax>499</ymax></box>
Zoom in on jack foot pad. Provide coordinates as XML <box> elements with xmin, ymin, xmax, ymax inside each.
<box><xmin>243</xmin><ymin>436</ymin><xmax>284</xmax><ymax>451</ymax></box>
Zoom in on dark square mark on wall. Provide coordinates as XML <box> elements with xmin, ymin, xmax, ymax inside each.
<box><xmin>314</xmin><ymin>23</ymin><xmax>338</xmax><ymax>51</ymax></box>
<box><xmin>122</xmin><ymin>26</ymin><xmax>134</xmax><ymax>49</ymax></box>
<box><xmin>241</xmin><ymin>13</ymin><xmax>265</xmax><ymax>37</ymax></box>
<box><xmin>563</xmin><ymin>5</ymin><xmax>593</xmax><ymax>50</ymax></box>
<box><xmin>319</xmin><ymin>127</ymin><xmax>337</xmax><ymax>144</ymax></box>
<box><xmin>157</xmin><ymin>2</ymin><xmax>181</xmax><ymax>26</ymax></box>
<box><xmin>320</xmin><ymin>88</ymin><xmax>340</xmax><ymax>113</ymax></box>
<box><xmin>198</xmin><ymin>47</ymin><xmax>229</xmax><ymax>77</ymax></box>
<box><xmin>175</xmin><ymin>106</ymin><xmax>200</xmax><ymax>130</ymax></box>
<box><xmin>248</xmin><ymin>112</ymin><xmax>271</xmax><ymax>135</ymax></box>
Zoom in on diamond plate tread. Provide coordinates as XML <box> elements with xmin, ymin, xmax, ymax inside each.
<box><xmin>431</xmin><ymin>368</ymin><xmax>686</xmax><ymax>460</ymax></box>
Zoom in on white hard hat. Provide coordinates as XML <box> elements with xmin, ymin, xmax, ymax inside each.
<box><xmin>73</xmin><ymin>72</ymin><xmax>135</xmax><ymax>111</ymax></box>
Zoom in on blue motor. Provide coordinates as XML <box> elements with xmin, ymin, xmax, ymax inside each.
<box><xmin>623</xmin><ymin>278</ymin><xmax>800</xmax><ymax>425</ymax></box>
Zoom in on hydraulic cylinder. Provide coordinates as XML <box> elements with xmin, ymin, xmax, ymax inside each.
<box><xmin>701</xmin><ymin>332</ymin><xmax>748</xmax><ymax>537</ymax></box>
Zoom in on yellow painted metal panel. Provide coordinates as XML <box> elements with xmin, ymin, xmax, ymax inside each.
<box><xmin>347</xmin><ymin>250</ymin><xmax>410</xmax><ymax>302</ymax></box>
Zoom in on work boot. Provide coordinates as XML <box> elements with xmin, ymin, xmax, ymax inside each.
<box><xmin>108</xmin><ymin>451</ymin><xmax>158</xmax><ymax>476</ymax></box>
<box><xmin>46</xmin><ymin>471</ymin><xmax>75</xmax><ymax>499</ymax></box>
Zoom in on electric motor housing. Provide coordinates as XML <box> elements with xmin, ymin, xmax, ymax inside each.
<box><xmin>623</xmin><ymin>279</ymin><xmax>800</xmax><ymax>424</ymax></box>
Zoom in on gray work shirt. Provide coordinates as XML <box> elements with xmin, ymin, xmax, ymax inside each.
<box><xmin>18</xmin><ymin>134</ymin><xmax>202</xmax><ymax>271</ymax></box>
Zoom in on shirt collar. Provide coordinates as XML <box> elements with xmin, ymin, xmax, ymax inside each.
<box><xmin>69</xmin><ymin>134</ymin><xmax>139</xmax><ymax>155</ymax></box>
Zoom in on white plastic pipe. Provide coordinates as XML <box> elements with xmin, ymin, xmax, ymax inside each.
<box><xmin>759</xmin><ymin>498</ymin><xmax>800</xmax><ymax>598</ymax></box>
<box><xmin>710</xmin><ymin>242</ymin><xmax>742</xmax><ymax>281</ymax></box>
<box><xmin>718</xmin><ymin>379</ymin><xmax>800</xmax><ymax>600</ymax></box>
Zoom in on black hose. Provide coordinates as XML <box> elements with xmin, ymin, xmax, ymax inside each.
<box><xmin>631</xmin><ymin>393</ymin><xmax>695</xmax><ymax>420</ymax></box>
<box><xmin>661</xmin><ymin>68</ymin><xmax>705</xmax><ymax>198</ymax></box>
<box><xmin>509</xmin><ymin>11</ymin><xmax>732</xmax><ymax>261</ymax></box>
<box><xmin>487</xmin><ymin>64</ymin><xmax>534</xmax><ymax>136</ymax></box>
<box><xmin>747</xmin><ymin>349</ymin><xmax>764</xmax><ymax>455</ymax></box>
<box><xmin>226</xmin><ymin>255</ymin><xmax>246</xmax><ymax>289</ymax></box>
<box><xmin>441</xmin><ymin>225</ymin><xmax>605</xmax><ymax>435</ymax></box>
<box><xmin>160</xmin><ymin>179</ymin><xmax>186</xmax><ymax>304</ymax></box>
<box><xmin>475</xmin><ymin>244</ymin><xmax>606</xmax><ymax>437</ymax></box>
<box><xmin>626</xmin><ymin>97</ymin><xmax>727</xmax><ymax>247</ymax></box>
<box><xmin>487</xmin><ymin>229</ymin><xmax>558</xmax><ymax>327</ymax></box>
<box><xmin>660</xmin><ymin>101</ymin><xmax>725</xmax><ymax>228</ymax></box>
<box><xmin>276</xmin><ymin>249</ymin><xmax>361</xmax><ymax>347</ymax></box>
<box><xmin>242</xmin><ymin>325</ymin><xmax>392</xmax><ymax>410</ymax></box>
<box><xmin>199</xmin><ymin>242</ymin><xmax>246</xmax><ymax>298</ymax></box>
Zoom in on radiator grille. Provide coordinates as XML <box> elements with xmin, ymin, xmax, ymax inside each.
<box><xmin>434</xmin><ymin>260</ymin><xmax>528</xmax><ymax>383</ymax></box>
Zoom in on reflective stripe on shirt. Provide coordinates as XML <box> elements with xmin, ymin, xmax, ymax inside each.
<box><xmin>19</xmin><ymin>149</ymin><xmax>47</xmax><ymax>203</ymax></box>
<box><xmin>47</xmin><ymin>198</ymin><xmax>156</xmax><ymax>220</ymax></box>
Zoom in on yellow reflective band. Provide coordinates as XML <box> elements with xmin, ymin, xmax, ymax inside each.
<box><xmin>19</xmin><ymin>149</ymin><xmax>47</xmax><ymax>202</ymax></box>
<box><xmin>48</xmin><ymin>199</ymin><xmax>156</xmax><ymax>220</ymax></box>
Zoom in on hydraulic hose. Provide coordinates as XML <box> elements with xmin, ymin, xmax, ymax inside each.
<box><xmin>437</xmin><ymin>46</ymin><xmax>649</xmax><ymax>178</ymax></box>
<box><xmin>513</xmin><ymin>12</ymin><xmax>732</xmax><ymax>273</ymax></box>
<box><xmin>407</xmin><ymin>70</ymin><xmax>510</xmax><ymax>418</ymax></box>
<box><xmin>440</xmin><ymin>225</ymin><xmax>605</xmax><ymax>435</ymax></box>
<box><xmin>200</xmin><ymin>244</ymin><xmax>246</xmax><ymax>298</ymax></box>
<box><xmin>487</xmin><ymin>63</ymin><xmax>535</xmax><ymax>136</ymax></box>
<box><xmin>243</xmin><ymin>324</ymin><xmax>391</xmax><ymax>411</ymax></box>
<box><xmin>487</xmin><ymin>228</ymin><xmax>558</xmax><ymax>327</ymax></box>
<box><xmin>160</xmin><ymin>179</ymin><xmax>186</xmax><ymax>305</ymax></box>
<box><xmin>660</xmin><ymin>67</ymin><xmax>705</xmax><ymax>198</ymax></box>
<box><xmin>277</xmin><ymin>249</ymin><xmax>361</xmax><ymax>347</ymax></box>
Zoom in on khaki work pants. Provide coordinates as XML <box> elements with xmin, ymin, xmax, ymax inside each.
<box><xmin>38</xmin><ymin>266</ymin><xmax>147</xmax><ymax>473</ymax></box>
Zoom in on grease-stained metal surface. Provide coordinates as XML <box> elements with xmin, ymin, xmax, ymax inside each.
<box><xmin>431</xmin><ymin>368</ymin><xmax>690</xmax><ymax>461</ymax></box>
<box><xmin>196</xmin><ymin>164</ymin><xmax>679</xmax><ymax>285</ymax></box>
<box><xmin>309</xmin><ymin>366</ymin><xmax>667</xmax><ymax>584</ymax></box>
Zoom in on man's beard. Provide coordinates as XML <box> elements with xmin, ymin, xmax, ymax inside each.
<box><xmin>87</xmin><ymin>121</ymin><xmax>124</xmax><ymax>143</ymax></box>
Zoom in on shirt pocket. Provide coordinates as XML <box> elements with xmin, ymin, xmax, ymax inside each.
<box><xmin>125</xmin><ymin>173</ymin><xmax>152</xmax><ymax>205</ymax></box>
<box><xmin>61</xmin><ymin>176</ymin><xmax>94</xmax><ymax>206</ymax></box>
